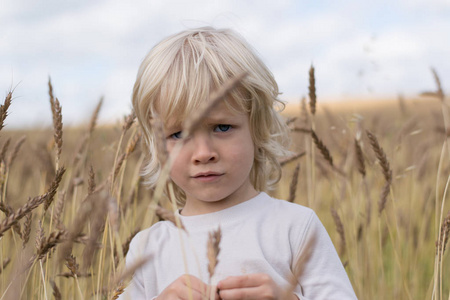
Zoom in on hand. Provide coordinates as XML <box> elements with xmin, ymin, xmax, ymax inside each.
<box><xmin>217</xmin><ymin>273</ymin><xmax>298</xmax><ymax>300</ymax></box>
<box><xmin>156</xmin><ymin>274</ymin><xmax>220</xmax><ymax>300</ymax></box>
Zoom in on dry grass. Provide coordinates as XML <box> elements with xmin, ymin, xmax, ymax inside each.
<box><xmin>0</xmin><ymin>69</ymin><xmax>449</xmax><ymax>299</ymax></box>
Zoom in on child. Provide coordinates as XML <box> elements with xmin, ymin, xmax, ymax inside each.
<box><xmin>120</xmin><ymin>27</ymin><xmax>357</xmax><ymax>300</ymax></box>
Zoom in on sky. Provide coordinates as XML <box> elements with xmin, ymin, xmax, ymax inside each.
<box><xmin>1</xmin><ymin>0</ymin><xmax>449</xmax><ymax>128</ymax></box>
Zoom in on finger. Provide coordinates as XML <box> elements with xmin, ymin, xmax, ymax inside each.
<box><xmin>217</xmin><ymin>273</ymin><xmax>270</xmax><ymax>290</ymax></box>
<box><xmin>181</xmin><ymin>274</ymin><xmax>209</xmax><ymax>294</ymax></box>
<box><xmin>179</xmin><ymin>285</ymin><xmax>206</xmax><ymax>300</ymax></box>
<box><xmin>207</xmin><ymin>285</ymin><xmax>221</xmax><ymax>300</ymax></box>
<box><xmin>219</xmin><ymin>286</ymin><xmax>264</xmax><ymax>300</ymax></box>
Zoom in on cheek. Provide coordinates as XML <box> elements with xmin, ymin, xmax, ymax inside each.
<box><xmin>230</xmin><ymin>141</ymin><xmax>255</xmax><ymax>169</ymax></box>
<box><xmin>167</xmin><ymin>146</ymin><xmax>187</xmax><ymax>180</ymax></box>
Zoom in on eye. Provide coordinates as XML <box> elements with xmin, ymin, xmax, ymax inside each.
<box><xmin>169</xmin><ymin>131</ymin><xmax>182</xmax><ymax>139</ymax></box>
<box><xmin>214</xmin><ymin>124</ymin><xmax>231</xmax><ymax>132</ymax></box>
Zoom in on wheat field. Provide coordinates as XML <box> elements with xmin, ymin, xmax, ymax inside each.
<box><xmin>0</xmin><ymin>69</ymin><xmax>449</xmax><ymax>299</ymax></box>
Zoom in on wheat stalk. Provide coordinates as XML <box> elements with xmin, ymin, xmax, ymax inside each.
<box><xmin>150</xmin><ymin>116</ymin><xmax>169</xmax><ymax>165</ymax></box>
<box><xmin>122</xmin><ymin>229</ymin><xmax>140</xmax><ymax>259</ymax></box>
<box><xmin>112</xmin><ymin>153</ymin><xmax>126</xmax><ymax>184</ymax></box>
<box><xmin>183</xmin><ymin>72</ymin><xmax>247</xmax><ymax>139</ymax></box>
<box><xmin>114</xmin><ymin>228</ymin><xmax>140</xmax><ymax>266</ymax></box>
<box><xmin>81</xmin><ymin>190</ymin><xmax>109</xmax><ymax>271</ymax></box>
<box><xmin>0</xmin><ymin>138</ymin><xmax>10</xmax><ymax>164</ymax></box>
<box><xmin>111</xmin><ymin>254</ymin><xmax>153</xmax><ymax>293</ymax></box>
<box><xmin>430</xmin><ymin>67</ymin><xmax>445</xmax><ymax>101</ymax></box>
<box><xmin>283</xmin><ymin>234</ymin><xmax>317</xmax><ymax>299</ymax></box>
<box><xmin>7</xmin><ymin>136</ymin><xmax>26</xmax><ymax>169</ymax></box>
<box><xmin>57</xmin><ymin>193</ymin><xmax>105</xmax><ymax>263</ymax></box>
<box><xmin>155</xmin><ymin>205</ymin><xmax>186</xmax><ymax>231</ymax></box>
<box><xmin>288</xmin><ymin>163</ymin><xmax>300</xmax><ymax>203</ymax></box>
<box><xmin>300</xmin><ymin>96</ymin><xmax>310</xmax><ymax>127</ymax></box>
<box><xmin>279</xmin><ymin>152</ymin><xmax>305</xmax><ymax>167</ymax></box>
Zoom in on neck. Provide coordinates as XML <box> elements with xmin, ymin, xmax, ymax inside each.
<box><xmin>180</xmin><ymin>188</ymin><xmax>259</xmax><ymax>216</ymax></box>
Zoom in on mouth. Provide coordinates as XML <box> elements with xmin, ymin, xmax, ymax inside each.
<box><xmin>191</xmin><ymin>172</ymin><xmax>224</xmax><ymax>182</ymax></box>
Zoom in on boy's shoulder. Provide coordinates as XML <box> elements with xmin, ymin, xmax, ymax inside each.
<box><xmin>130</xmin><ymin>220</ymin><xmax>174</xmax><ymax>249</ymax></box>
<box><xmin>256</xmin><ymin>193</ymin><xmax>318</xmax><ymax>231</ymax></box>
<box><xmin>261</xmin><ymin>192</ymin><xmax>315</xmax><ymax>217</ymax></box>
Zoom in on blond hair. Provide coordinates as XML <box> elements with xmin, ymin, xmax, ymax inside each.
<box><xmin>132</xmin><ymin>27</ymin><xmax>291</xmax><ymax>205</ymax></box>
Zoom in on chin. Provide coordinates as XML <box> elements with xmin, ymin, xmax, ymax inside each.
<box><xmin>190</xmin><ymin>192</ymin><xmax>232</xmax><ymax>203</ymax></box>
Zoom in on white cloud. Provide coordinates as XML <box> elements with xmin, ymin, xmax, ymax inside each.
<box><xmin>1</xmin><ymin>0</ymin><xmax>449</xmax><ymax>128</ymax></box>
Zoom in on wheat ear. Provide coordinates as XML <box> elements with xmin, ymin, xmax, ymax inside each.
<box><xmin>354</xmin><ymin>138</ymin><xmax>366</xmax><ymax>177</ymax></box>
<box><xmin>0</xmin><ymin>258</ymin><xmax>11</xmax><ymax>274</ymax></box>
<box><xmin>36</xmin><ymin>230</ymin><xmax>66</xmax><ymax>261</ymax></box>
<box><xmin>308</xmin><ymin>65</ymin><xmax>316</xmax><ymax>115</ymax></box>
<box><xmin>88</xmin><ymin>97</ymin><xmax>103</xmax><ymax>135</ymax></box>
<box><xmin>436</xmin><ymin>209</ymin><xmax>450</xmax><ymax>261</ymax></box>
<box><xmin>331</xmin><ymin>208</ymin><xmax>346</xmax><ymax>257</ymax></box>
<box><xmin>65</xmin><ymin>254</ymin><xmax>79</xmax><ymax>276</ymax></box>
<box><xmin>366</xmin><ymin>130</ymin><xmax>392</xmax><ymax>215</ymax></box>
<box><xmin>51</xmin><ymin>97</ymin><xmax>63</xmax><ymax>169</ymax></box>
<box><xmin>311</xmin><ymin>130</ymin><xmax>333</xmax><ymax>167</ymax></box>
<box><xmin>207</xmin><ymin>226</ymin><xmax>222</xmax><ymax>285</ymax></box>
<box><xmin>0</xmin><ymin>167</ymin><xmax>65</xmax><ymax>237</ymax></box>
<box><xmin>22</xmin><ymin>212</ymin><xmax>32</xmax><ymax>248</ymax></box>
<box><xmin>0</xmin><ymin>91</ymin><xmax>12</xmax><ymax>131</ymax></box>
<box><xmin>50</xmin><ymin>280</ymin><xmax>62</xmax><ymax>300</ymax></box>
<box><xmin>43</xmin><ymin>167</ymin><xmax>66</xmax><ymax>212</ymax></box>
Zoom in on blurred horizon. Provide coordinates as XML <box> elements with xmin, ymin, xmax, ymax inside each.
<box><xmin>1</xmin><ymin>0</ymin><xmax>449</xmax><ymax>128</ymax></box>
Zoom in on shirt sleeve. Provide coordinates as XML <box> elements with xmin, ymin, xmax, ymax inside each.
<box><xmin>292</xmin><ymin>211</ymin><xmax>358</xmax><ymax>300</ymax></box>
<box><xmin>117</xmin><ymin>235</ymin><xmax>147</xmax><ymax>300</ymax></box>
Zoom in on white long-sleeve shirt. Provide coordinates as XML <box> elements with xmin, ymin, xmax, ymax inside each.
<box><xmin>119</xmin><ymin>192</ymin><xmax>357</xmax><ymax>299</ymax></box>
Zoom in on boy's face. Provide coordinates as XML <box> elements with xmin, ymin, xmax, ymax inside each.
<box><xmin>165</xmin><ymin>101</ymin><xmax>258</xmax><ymax>215</ymax></box>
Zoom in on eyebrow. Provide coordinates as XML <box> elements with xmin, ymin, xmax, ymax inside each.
<box><xmin>164</xmin><ymin>109</ymin><xmax>245</xmax><ymax>132</ymax></box>
<box><xmin>205</xmin><ymin>108</ymin><xmax>246</xmax><ymax>121</ymax></box>
<box><xmin>204</xmin><ymin>114</ymin><xmax>240</xmax><ymax>122</ymax></box>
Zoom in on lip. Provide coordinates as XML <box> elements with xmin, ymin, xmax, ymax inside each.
<box><xmin>191</xmin><ymin>172</ymin><xmax>224</xmax><ymax>182</ymax></box>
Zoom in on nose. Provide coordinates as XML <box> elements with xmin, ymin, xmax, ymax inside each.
<box><xmin>191</xmin><ymin>133</ymin><xmax>218</xmax><ymax>164</ymax></box>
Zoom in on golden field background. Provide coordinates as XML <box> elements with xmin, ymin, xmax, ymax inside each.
<box><xmin>0</xmin><ymin>82</ymin><xmax>449</xmax><ymax>299</ymax></box>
